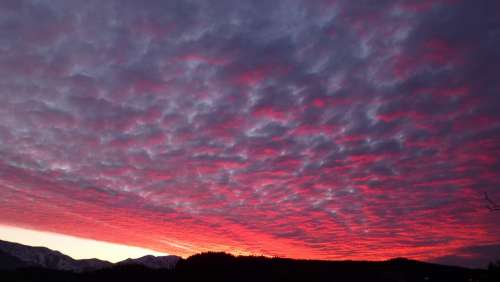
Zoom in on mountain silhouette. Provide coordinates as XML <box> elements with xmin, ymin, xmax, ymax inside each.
<box><xmin>0</xmin><ymin>240</ymin><xmax>497</xmax><ymax>282</ymax></box>
<box><xmin>117</xmin><ymin>254</ymin><xmax>180</xmax><ymax>269</ymax></box>
<box><xmin>0</xmin><ymin>240</ymin><xmax>113</xmax><ymax>272</ymax></box>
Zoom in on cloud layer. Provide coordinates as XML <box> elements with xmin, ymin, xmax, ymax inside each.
<box><xmin>0</xmin><ymin>0</ymin><xmax>499</xmax><ymax>267</ymax></box>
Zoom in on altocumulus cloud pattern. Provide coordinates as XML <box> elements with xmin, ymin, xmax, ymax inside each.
<box><xmin>0</xmin><ymin>0</ymin><xmax>499</xmax><ymax>268</ymax></box>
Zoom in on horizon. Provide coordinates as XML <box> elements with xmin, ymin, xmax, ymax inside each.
<box><xmin>0</xmin><ymin>0</ymin><xmax>499</xmax><ymax>271</ymax></box>
<box><xmin>0</xmin><ymin>224</ymin><xmax>497</xmax><ymax>269</ymax></box>
<box><xmin>0</xmin><ymin>229</ymin><xmax>484</xmax><ymax>269</ymax></box>
<box><xmin>0</xmin><ymin>225</ymin><xmax>167</xmax><ymax>263</ymax></box>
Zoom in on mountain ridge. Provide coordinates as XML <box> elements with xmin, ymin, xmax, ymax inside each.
<box><xmin>117</xmin><ymin>254</ymin><xmax>180</xmax><ymax>269</ymax></box>
<box><xmin>0</xmin><ymin>240</ymin><xmax>179</xmax><ymax>272</ymax></box>
<box><xmin>0</xmin><ymin>239</ymin><xmax>496</xmax><ymax>282</ymax></box>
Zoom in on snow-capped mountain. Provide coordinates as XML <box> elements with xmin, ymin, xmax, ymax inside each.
<box><xmin>117</xmin><ymin>254</ymin><xmax>180</xmax><ymax>269</ymax></box>
<box><xmin>0</xmin><ymin>240</ymin><xmax>181</xmax><ymax>272</ymax></box>
<box><xmin>0</xmin><ymin>240</ymin><xmax>112</xmax><ymax>272</ymax></box>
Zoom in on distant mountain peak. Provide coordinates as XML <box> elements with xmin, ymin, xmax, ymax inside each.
<box><xmin>0</xmin><ymin>239</ymin><xmax>180</xmax><ymax>272</ymax></box>
<box><xmin>0</xmin><ymin>239</ymin><xmax>112</xmax><ymax>272</ymax></box>
<box><xmin>0</xmin><ymin>240</ymin><xmax>487</xmax><ymax>282</ymax></box>
<box><xmin>117</xmin><ymin>254</ymin><xmax>181</xmax><ymax>269</ymax></box>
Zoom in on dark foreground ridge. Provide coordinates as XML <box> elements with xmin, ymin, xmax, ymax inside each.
<box><xmin>1</xmin><ymin>240</ymin><xmax>499</xmax><ymax>282</ymax></box>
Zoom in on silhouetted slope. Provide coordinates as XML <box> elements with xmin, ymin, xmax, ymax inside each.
<box><xmin>117</xmin><ymin>254</ymin><xmax>180</xmax><ymax>269</ymax></box>
<box><xmin>0</xmin><ymin>239</ymin><xmax>181</xmax><ymax>272</ymax></box>
<box><xmin>174</xmin><ymin>252</ymin><xmax>487</xmax><ymax>282</ymax></box>
<box><xmin>0</xmin><ymin>250</ymin><xmax>28</xmax><ymax>270</ymax></box>
<box><xmin>0</xmin><ymin>240</ymin><xmax>112</xmax><ymax>272</ymax></box>
<box><xmin>0</xmin><ymin>241</ymin><xmax>496</xmax><ymax>282</ymax></box>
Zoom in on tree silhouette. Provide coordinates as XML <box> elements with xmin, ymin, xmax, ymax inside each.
<box><xmin>485</xmin><ymin>193</ymin><xmax>500</xmax><ymax>211</ymax></box>
<box><xmin>0</xmin><ymin>253</ymin><xmax>490</xmax><ymax>282</ymax></box>
<box><xmin>488</xmin><ymin>260</ymin><xmax>500</xmax><ymax>282</ymax></box>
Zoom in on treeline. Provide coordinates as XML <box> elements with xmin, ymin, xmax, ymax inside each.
<box><xmin>1</xmin><ymin>252</ymin><xmax>498</xmax><ymax>282</ymax></box>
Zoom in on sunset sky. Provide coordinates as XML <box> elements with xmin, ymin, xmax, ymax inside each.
<box><xmin>0</xmin><ymin>0</ymin><xmax>499</xmax><ymax>269</ymax></box>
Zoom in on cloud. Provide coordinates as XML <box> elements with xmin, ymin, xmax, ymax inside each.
<box><xmin>431</xmin><ymin>244</ymin><xmax>500</xmax><ymax>269</ymax></box>
<box><xmin>0</xmin><ymin>0</ymin><xmax>499</xmax><ymax>265</ymax></box>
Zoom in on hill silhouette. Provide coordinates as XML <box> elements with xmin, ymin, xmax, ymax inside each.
<box><xmin>1</xmin><ymin>251</ymin><xmax>498</xmax><ymax>282</ymax></box>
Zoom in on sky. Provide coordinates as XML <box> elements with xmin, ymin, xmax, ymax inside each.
<box><xmin>0</xmin><ymin>0</ymin><xmax>499</xmax><ymax>269</ymax></box>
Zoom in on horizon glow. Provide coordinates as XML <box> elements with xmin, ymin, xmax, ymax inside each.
<box><xmin>0</xmin><ymin>225</ymin><xmax>167</xmax><ymax>263</ymax></box>
<box><xmin>0</xmin><ymin>0</ymin><xmax>499</xmax><ymax>269</ymax></box>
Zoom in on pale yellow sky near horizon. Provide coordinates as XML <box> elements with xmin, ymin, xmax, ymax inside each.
<box><xmin>0</xmin><ymin>225</ymin><xmax>167</xmax><ymax>262</ymax></box>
